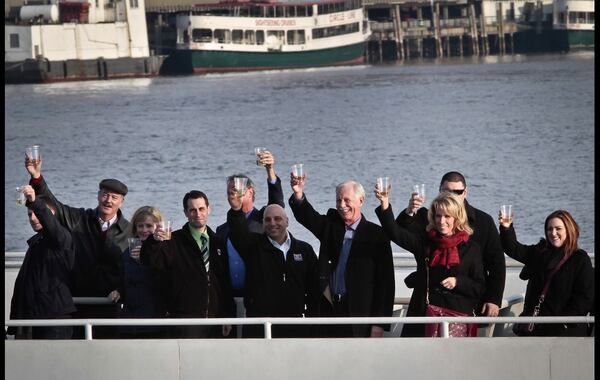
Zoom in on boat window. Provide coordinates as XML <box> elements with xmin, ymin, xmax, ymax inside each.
<box><xmin>232</xmin><ymin>29</ymin><xmax>243</xmax><ymax>44</ymax></box>
<box><xmin>267</xmin><ymin>30</ymin><xmax>285</xmax><ymax>40</ymax></box>
<box><xmin>297</xmin><ymin>6</ymin><xmax>306</xmax><ymax>17</ymax></box>
<box><xmin>129</xmin><ymin>0</ymin><xmax>138</xmax><ymax>8</ymax></box>
<box><xmin>10</xmin><ymin>33</ymin><xmax>19</xmax><ymax>48</ymax></box>
<box><xmin>256</xmin><ymin>30</ymin><xmax>265</xmax><ymax>45</ymax></box>
<box><xmin>558</xmin><ymin>12</ymin><xmax>566</xmax><ymax>24</ymax></box>
<box><xmin>588</xmin><ymin>12</ymin><xmax>594</xmax><ymax>24</ymax></box>
<box><xmin>288</xmin><ymin>6</ymin><xmax>296</xmax><ymax>17</ymax></box>
<box><xmin>192</xmin><ymin>29</ymin><xmax>212</xmax><ymax>43</ymax></box>
<box><xmin>568</xmin><ymin>12</ymin><xmax>577</xmax><ymax>23</ymax></box>
<box><xmin>214</xmin><ymin>29</ymin><xmax>231</xmax><ymax>43</ymax></box>
<box><xmin>275</xmin><ymin>6</ymin><xmax>284</xmax><ymax>18</ymax></box>
<box><xmin>287</xmin><ymin>30</ymin><xmax>306</xmax><ymax>45</ymax></box>
<box><xmin>244</xmin><ymin>30</ymin><xmax>255</xmax><ymax>44</ymax></box>
<box><xmin>312</xmin><ymin>22</ymin><xmax>359</xmax><ymax>39</ymax></box>
<box><xmin>267</xmin><ymin>6</ymin><xmax>274</xmax><ymax>17</ymax></box>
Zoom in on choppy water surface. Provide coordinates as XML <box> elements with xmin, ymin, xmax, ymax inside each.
<box><xmin>5</xmin><ymin>52</ymin><xmax>594</xmax><ymax>253</ymax></box>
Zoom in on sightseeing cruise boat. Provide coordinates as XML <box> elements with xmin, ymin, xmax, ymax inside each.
<box><xmin>5</xmin><ymin>0</ymin><xmax>164</xmax><ymax>84</ymax></box>
<box><xmin>552</xmin><ymin>0</ymin><xmax>594</xmax><ymax>49</ymax></box>
<box><xmin>162</xmin><ymin>0</ymin><xmax>371</xmax><ymax>74</ymax></box>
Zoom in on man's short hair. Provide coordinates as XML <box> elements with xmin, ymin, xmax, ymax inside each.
<box><xmin>227</xmin><ymin>174</ymin><xmax>255</xmax><ymax>201</ymax></box>
<box><xmin>183</xmin><ymin>190</ymin><xmax>209</xmax><ymax>210</ymax></box>
<box><xmin>336</xmin><ymin>180</ymin><xmax>365</xmax><ymax>200</ymax></box>
<box><xmin>439</xmin><ymin>171</ymin><xmax>467</xmax><ymax>188</ymax></box>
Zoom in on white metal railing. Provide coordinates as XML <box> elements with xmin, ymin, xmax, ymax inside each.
<box><xmin>5</xmin><ymin>315</ymin><xmax>594</xmax><ymax>341</ymax></box>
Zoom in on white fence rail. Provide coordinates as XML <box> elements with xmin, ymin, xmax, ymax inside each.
<box><xmin>5</xmin><ymin>315</ymin><xmax>594</xmax><ymax>340</ymax></box>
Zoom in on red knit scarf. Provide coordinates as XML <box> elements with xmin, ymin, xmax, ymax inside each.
<box><xmin>427</xmin><ymin>229</ymin><xmax>470</xmax><ymax>268</ymax></box>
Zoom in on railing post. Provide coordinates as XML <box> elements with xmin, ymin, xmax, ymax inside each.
<box><xmin>85</xmin><ymin>322</ymin><xmax>93</xmax><ymax>341</ymax></box>
<box><xmin>440</xmin><ymin>321</ymin><xmax>449</xmax><ymax>338</ymax></box>
<box><xmin>264</xmin><ymin>321</ymin><xmax>272</xmax><ymax>339</ymax></box>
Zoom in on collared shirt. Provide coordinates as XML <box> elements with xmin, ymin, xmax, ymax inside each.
<box><xmin>98</xmin><ymin>214</ymin><xmax>118</xmax><ymax>231</ymax></box>
<box><xmin>332</xmin><ymin>216</ymin><xmax>361</xmax><ymax>296</ymax></box>
<box><xmin>227</xmin><ymin>209</ymin><xmax>254</xmax><ymax>290</ymax></box>
<box><xmin>267</xmin><ymin>232</ymin><xmax>291</xmax><ymax>261</ymax></box>
<box><xmin>344</xmin><ymin>217</ymin><xmax>361</xmax><ymax>240</ymax></box>
<box><xmin>189</xmin><ymin>224</ymin><xmax>209</xmax><ymax>252</ymax></box>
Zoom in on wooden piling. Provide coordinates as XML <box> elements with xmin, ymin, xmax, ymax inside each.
<box><xmin>497</xmin><ymin>2</ymin><xmax>505</xmax><ymax>55</ymax></box>
<box><xmin>434</xmin><ymin>1</ymin><xmax>443</xmax><ymax>58</ymax></box>
<box><xmin>393</xmin><ymin>4</ymin><xmax>404</xmax><ymax>61</ymax></box>
<box><xmin>469</xmin><ymin>3</ymin><xmax>479</xmax><ymax>56</ymax></box>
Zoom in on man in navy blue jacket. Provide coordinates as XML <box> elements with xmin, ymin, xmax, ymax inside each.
<box><xmin>9</xmin><ymin>186</ymin><xmax>75</xmax><ymax>339</ymax></box>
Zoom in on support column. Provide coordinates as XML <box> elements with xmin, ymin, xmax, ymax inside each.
<box><xmin>378</xmin><ymin>33</ymin><xmax>383</xmax><ymax>62</ymax></box>
<box><xmin>469</xmin><ymin>3</ymin><xmax>479</xmax><ymax>56</ymax></box>
<box><xmin>393</xmin><ymin>4</ymin><xmax>405</xmax><ymax>61</ymax></box>
<box><xmin>479</xmin><ymin>5</ymin><xmax>489</xmax><ymax>55</ymax></box>
<box><xmin>459</xmin><ymin>35</ymin><xmax>464</xmax><ymax>56</ymax></box>
<box><xmin>434</xmin><ymin>1</ymin><xmax>443</xmax><ymax>58</ymax></box>
<box><xmin>497</xmin><ymin>2</ymin><xmax>505</xmax><ymax>54</ymax></box>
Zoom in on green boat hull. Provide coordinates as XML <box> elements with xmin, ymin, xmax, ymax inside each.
<box><xmin>567</xmin><ymin>30</ymin><xmax>594</xmax><ymax>49</ymax></box>
<box><xmin>163</xmin><ymin>42</ymin><xmax>366</xmax><ymax>74</ymax></box>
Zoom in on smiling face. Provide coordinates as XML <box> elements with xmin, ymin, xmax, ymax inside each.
<box><xmin>434</xmin><ymin>206</ymin><xmax>456</xmax><ymax>236</ymax></box>
<box><xmin>336</xmin><ymin>183</ymin><xmax>364</xmax><ymax>226</ymax></box>
<box><xmin>97</xmin><ymin>189</ymin><xmax>124</xmax><ymax>221</ymax></box>
<box><xmin>136</xmin><ymin>215</ymin><xmax>157</xmax><ymax>241</ymax></box>
<box><xmin>546</xmin><ymin>217</ymin><xmax>567</xmax><ymax>248</ymax></box>
<box><xmin>263</xmin><ymin>204</ymin><xmax>289</xmax><ymax>244</ymax></box>
<box><xmin>184</xmin><ymin>197</ymin><xmax>210</xmax><ymax>230</ymax></box>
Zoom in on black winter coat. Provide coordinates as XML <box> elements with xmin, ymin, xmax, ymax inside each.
<box><xmin>140</xmin><ymin>224</ymin><xmax>234</xmax><ymax>319</ymax></box>
<box><xmin>500</xmin><ymin>225</ymin><xmax>594</xmax><ymax>336</ymax></box>
<box><xmin>10</xmin><ymin>198</ymin><xmax>76</xmax><ymax>321</ymax></box>
<box><xmin>30</xmin><ymin>175</ymin><xmax>129</xmax><ymax>297</ymax></box>
<box><xmin>289</xmin><ymin>195</ymin><xmax>395</xmax><ymax>337</ymax></box>
<box><xmin>377</xmin><ymin>204</ymin><xmax>485</xmax><ymax>337</ymax></box>
<box><xmin>396</xmin><ymin>199</ymin><xmax>506</xmax><ymax>308</ymax></box>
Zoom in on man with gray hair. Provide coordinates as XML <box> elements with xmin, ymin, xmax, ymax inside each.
<box><xmin>289</xmin><ymin>176</ymin><xmax>395</xmax><ymax>337</ymax></box>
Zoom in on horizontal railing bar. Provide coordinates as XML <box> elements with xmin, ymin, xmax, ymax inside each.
<box><xmin>5</xmin><ymin>316</ymin><xmax>594</xmax><ymax>328</ymax></box>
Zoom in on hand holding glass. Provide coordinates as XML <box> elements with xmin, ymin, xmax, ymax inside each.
<box><xmin>376</xmin><ymin>177</ymin><xmax>391</xmax><ymax>196</ymax></box>
<box><xmin>25</xmin><ymin>145</ymin><xmax>40</xmax><ymax>164</ymax></box>
<box><xmin>233</xmin><ymin>177</ymin><xmax>248</xmax><ymax>198</ymax></box>
<box><xmin>291</xmin><ymin>164</ymin><xmax>305</xmax><ymax>182</ymax></box>
<box><xmin>160</xmin><ymin>220</ymin><xmax>173</xmax><ymax>239</ymax></box>
<box><xmin>128</xmin><ymin>238</ymin><xmax>142</xmax><ymax>260</ymax></box>
<box><xmin>500</xmin><ymin>205</ymin><xmax>513</xmax><ymax>225</ymax></box>
<box><xmin>16</xmin><ymin>187</ymin><xmax>26</xmax><ymax>205</ymax></box>
<box><xmin>413</xmin><ymin>183</ymin><xmax>426</xmax><ymax>205</ymax></box>
<box><xmin>254</xmin><ymin>147</ymin><xmax>267</xmax><ymax>166</ymax></box>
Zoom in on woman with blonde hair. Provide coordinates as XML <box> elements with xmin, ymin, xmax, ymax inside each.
<box><xmin>118</xmin><ymin>206</ymin><xmax>169</xmax><ymax>338</ymax></box>
<box><xmin>500</xmin><ymin>209</ymin><xmax>594</xmax><ymax>336</ymax></box>
<box><xmin>375</xmin><ymin>190</ymin><xmax>485</xmax><ymax>337</ymax></box>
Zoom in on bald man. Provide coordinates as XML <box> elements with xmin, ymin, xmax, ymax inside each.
<box><xmin>227</xmin><ymin>200</ymin><xmax>319</xmax><ymax>338</ymax></box>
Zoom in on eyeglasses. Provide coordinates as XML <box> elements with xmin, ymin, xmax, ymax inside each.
<box><xmin>441</xmin><ymin>188</ymin><xmax>465</xmax><ymax>195</ymax></box>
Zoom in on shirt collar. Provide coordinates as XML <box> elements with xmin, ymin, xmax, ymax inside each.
<box><xmin>99</xmin><ymin>214</ymin><xmax>118</xmax><ymax>231</ymax></box>
<box><xmin>267</xmin><ymin>232</ymin><xmax>291</xmax><ymax>251</ymax></box>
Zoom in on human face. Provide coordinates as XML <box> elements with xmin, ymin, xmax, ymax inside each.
<box><xmin>435</xmin><ymin>207</ymin><xmax>456</xmax><ymax>236</ymax></box>
<box><xmin>184</xmin><ymin>197</ymin><xmax>210</xmax><ymax>230</ymax></box>
<box><xmin>136</xmin><ymin>216</ymin><xmax>157</xmax><ymax>241</ymax></box>
<box><xmin>336</xmin><ymin>184</ymin><xmax>364</xmax><ymax>225</ymax></box>
<box><xmin>439</xmin><ymin>181</ymin><xmax>468</xmax><ymax>203</ymax></box>
<box><xmin>227</xmin><ymin>180</ymin><xmax>254</xmax><ymax>209</ymax></box>
<box><xmin>97</xmin><ymin>189</ymin><xmax>124</xmax><ymax>221</ymax></box>
<box><xmin>263</xmin><ymin>205</ymin><xmax>289</xmax><ymax>244</ymax></box>
<box><xmin>28</xmin><ymin>210</ymin><xmax>43</xmax><ymax>232</ymax></box>
<box><xmin>546</xmin><ymin>218</ymin><xmax>567</xmax><ymax>248</ymax></box>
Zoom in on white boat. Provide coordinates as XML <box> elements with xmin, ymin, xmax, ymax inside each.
<box><xmin>162</xmin><ymin>0</ymin><xmax>371</xmax><ymax>75</ymax></box>
<box><xmin>5</xmin><ymin>0</ymin><xmax>164</xmax><ymax>84</ymax></box>
<box><xmin>552</xmin><ymin>0</ymin><xmax>594</xmax><ymax>49</ymax></box>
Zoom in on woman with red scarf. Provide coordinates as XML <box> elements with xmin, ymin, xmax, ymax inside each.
<box><xmin>375</xmin><ymin>190</ymin><xmax>485</xmax><ymax>337</ymax></box>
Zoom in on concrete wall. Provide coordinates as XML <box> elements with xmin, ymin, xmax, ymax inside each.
<box><xmin>5</xmin><ymin>337</ymin><xmax>594</xmax><ymax>380</ymax></box>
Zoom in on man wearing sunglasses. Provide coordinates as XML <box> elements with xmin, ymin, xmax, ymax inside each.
<box><xmin>397</xmin><ymin>171</ymin><xmax>506</xmax><ymax>329</ymax></box>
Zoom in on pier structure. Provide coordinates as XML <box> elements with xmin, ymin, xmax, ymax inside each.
<box><xmin>363</xmin><ymin>0</ymin><xmax>549</xmax><ymax>61</ymax></box>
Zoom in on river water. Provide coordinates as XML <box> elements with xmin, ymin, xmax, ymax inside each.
<box><xmin>4</xmin><ymin>52</ymin><xmax>595</xmax><ymax>254</ymax></box>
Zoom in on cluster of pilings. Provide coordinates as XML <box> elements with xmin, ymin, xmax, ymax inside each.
<box><xmin>364</xmin><ymin>0</ymin><xmax>527</xmax><ymax>61</ymax></box>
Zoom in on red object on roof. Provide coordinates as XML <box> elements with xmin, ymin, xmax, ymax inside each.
<box><xmin>59</xmin><ymin>1</ymin><xmax>90</xmax><ymax>23</ymax></box>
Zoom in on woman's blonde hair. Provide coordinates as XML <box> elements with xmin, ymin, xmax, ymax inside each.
<box><xmin>426</xmin><ymin>192</ymin><xmax>473</xmax><ymax>235</ymax></box>
<box><xmin>129</xmin><ymin>206</ymin><xmax>163</xmax><ymax>238</ymax></box>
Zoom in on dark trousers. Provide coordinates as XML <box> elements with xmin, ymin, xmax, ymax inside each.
<box><xmin>72</xmin><ymin>303</ymin><xmax>121</xmax><ymax>339</ymax></box>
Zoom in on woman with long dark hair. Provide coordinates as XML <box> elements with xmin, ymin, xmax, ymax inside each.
<box><xmin>499</xmin><ymin>209</ymin><xmax>594</xmax><ymax>336</ymax></box>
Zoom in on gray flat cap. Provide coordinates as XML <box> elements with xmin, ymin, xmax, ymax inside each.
<box><xmin>99</xmin><ymin>179</ymin><xmax>128</xmax><ymax>196</ymax></box>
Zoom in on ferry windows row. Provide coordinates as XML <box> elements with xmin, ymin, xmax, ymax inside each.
<box><xmin>317</xmin><ymin>0</ymin><xmax>361</xmax><ymax>15</ymax></box>
<box><xmin>193</xmin><ymin>0</ymin><xmax>360</xmax><ymax>19</ymax></box>
<box><xmin>312</xmin><ymin>22</ymin><xmax>359</xmax><ymax>39</ymax></box>
<box><xmin>192</xmin><ymin>29</ymin><xmax>305</xmax><ymax>46</ymax></box>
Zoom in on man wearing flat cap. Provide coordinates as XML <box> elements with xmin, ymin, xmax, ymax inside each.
<box><xmin>26</xmin><ymin>157</ymin><xmax>130</xmax><ymax>337</ymax></box>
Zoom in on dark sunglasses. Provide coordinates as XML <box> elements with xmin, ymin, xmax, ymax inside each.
<box><xmin>441</xmin><ymin>188</ymin><xmax>465</xmax><ymax>195</ymax></box>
